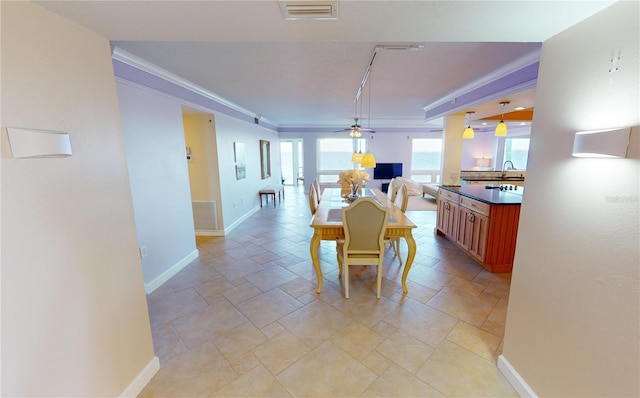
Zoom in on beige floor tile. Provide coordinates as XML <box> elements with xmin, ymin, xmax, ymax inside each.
<box><xmin>222</xmin><ymin>282</ymin><xmax>263</xmax><ymax>305</ymax></box>
<box><xmin>431</xmin><ymin>257</ymin><xmax>484</xmax><ymax>281</ymax></box>
<box><xmin>139</xmin><ymin>342</ymin><xmax>238</xmax><ymax>397</ymax></box>
<box><xmin>244</xmin><ymin>266</ymin><xmax>299</xmax><ymax>292</ymax></box>
<box><xmin>330</xmin><ymin>293</ymin><xmax>399</xmax><ymax>327</ymax></box>
<box><xmin>331</xmin><ymin>322</ymin><xmax>386</xmax><ymax>361</ymax></box>
<box><xmin>194</xmin><ymin>278</ymin><xmax>236</xmax><ymax>301</ymax></box>
<box><xmin>416</xmin><ymin>340</ymin><xmax>518</xmax><ymax>397</ymax></box>
<box><xmin>406</xmin><ymin>265</ymin><xmax>456</xmax><ymax>291</ymax></box>
<box><xmin>261</xmin><ymin>321</ymin><xmax>287</xmax><ymax>338</ymax></box>
<box><xmin>427</xmin><ymin>287</ymin><xmax>496</xmax><ymax>327</ymax></box>
<box><xmin>168</xmin><ymin>266</ymin><xmax>222</xmax><ymax>292</ymax></box>
<box><xmin>276</xmin><ymin>340</ymin><xmax>377</xmax><ymax>397</ymax></box>
<box><xmin>212</xmin><ymin>321</ymin><xmax>267</xmax><ymax>358</ymax></box>
<box><xmin>278</xmin><ymin>276</ymin><xmax>315</xmax><ymax>298</ymax></box>
<box><xmin>236</xmin><ymin>288</ymin><xmax>303</xmax><ymax>328</ymax></box>
<box><xmin>362</xmin><ymin>349</ymin><xmax>393</xmax><ymax>375</ymax></box>
<box><xmin>376</xmin><ymin>329</ymin><xmax>435</xmax><ymax>374</ymax></box>
<box><xmin>446</xmin><ymin>321</ymin><xmax>502</xmax><ymax>361</ymax></box>
<box><xmin>151</xmin><ymin>322</ymin><xmax>186</xmax><ymax>363</ymax></box>
<box><xmin>383</xmin><ymin>299</ymin><xmax>458</xmax><ymax>347</ymax></box>
<box><xmin>279</xmin><ymin>300</ymin><xmax>353</xmax><ymax>348</ymax></box>
<box><xmin>252</xmin><ymin>329</ymin><xmax>311</xmax><ymax>375</ymax></box>
<box><xmin>141</xmin><ymin>187</ymin><xmax>515</xmax><ymax>397</ymax></box>
<box><xmin>173</xmin><ymin>298</ymin><xmax>248</xmax><ymax>349</ymax></box>
<box><xmin>213</xmin><ymin>258</ymin><xmax>265</xmax><ymax>281</ymax></box>
<box><xmin>445</xmin><ymin>276</ymin><xmax>488</xmax><ymax>297</ymax></box>
<box><xmin>361</xmin><ymin>363</ymin><xmax>444</xmax><ymax>397</ymax></box>
<box><xmin>147</xmin><ymin>288</ymin><xmax>209</xmax><ymax>329</ymax></box>
<box><xmin>212</xmin><ymin>364</ymin><xmax>291</xmax><ymax>397</ymax></box>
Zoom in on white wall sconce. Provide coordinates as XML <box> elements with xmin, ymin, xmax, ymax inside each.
<box><xmin>6</xmin><ymin>127</ymin><xmax>72</xmax><ymax>158</ymax></box>
<box><xmin>572</xmin><ymin>127</ymin><xmax>631</xmax><ymax>158</ymax></box>
<box><xmin>475</xmin><ymin>157</ymin><xmax>492</xmax><ymax>169</ymax></box>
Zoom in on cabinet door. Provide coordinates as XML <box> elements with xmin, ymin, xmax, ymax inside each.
<box><xmin>457</xmin><ymin>206</ymin><xmax>472</xmax><ymax>250</ymax></box>
<box><xmin>437</xmin><ymin>198</ymin><xmax>458</xmax><ymax>239</ymax></box>
<box><xmin>445</xmin><ymin>201</ymin><xmax>459</xmax><ymax>239</ymax></box>
<box><xmin>468</xmin><ymin>211</ymin><xmax>489</xmax><ymax>261</ymax></box>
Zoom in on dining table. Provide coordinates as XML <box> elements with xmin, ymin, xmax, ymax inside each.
<box><xmin>309</xmin><ymin>187</ymin><xmax>418</xmax><ymax>294</ymax></box>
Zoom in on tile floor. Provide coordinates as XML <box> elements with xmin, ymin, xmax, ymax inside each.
<box><xmin>140</xmin><ymin>186</ymin><xmax>516</xmax><ymax>397</ymax></box>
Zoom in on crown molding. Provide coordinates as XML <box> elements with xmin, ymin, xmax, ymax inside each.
<box><xmin>423</xmin><ymin>47</ymin><xmax>541</xmax><ymax>114</ymax></box>
<box><xmin>111</xmin><ymin>46</ymin><xmax>277</xmax><ymax>128</ymax></box>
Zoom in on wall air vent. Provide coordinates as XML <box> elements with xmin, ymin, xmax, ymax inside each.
<box><xmin>278</xmin><ymin>1</ymin><xmax>338</xmax><ymax>20</ymax></box>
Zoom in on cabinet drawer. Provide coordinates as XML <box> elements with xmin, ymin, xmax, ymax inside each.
<box><xmin>439</xmin><ymin>189</ymin><xmax>460</xmax><ymax>203</ymax></box>
<box><xmin>460</xmin><ymin>196</ymin><xmax>490</xmax><ymax>216</ymax></box>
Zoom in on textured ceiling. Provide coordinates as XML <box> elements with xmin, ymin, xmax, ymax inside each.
<box><xmin>37</xmin><ymin>0</ymin><xmax>614</xmax><ymax>131</ymax></box>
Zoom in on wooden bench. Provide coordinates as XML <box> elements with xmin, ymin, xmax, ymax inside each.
<box><xmin>259</xmin><ymin>185</ymin><xmax>284</xmax><ymax>208</ymax></box>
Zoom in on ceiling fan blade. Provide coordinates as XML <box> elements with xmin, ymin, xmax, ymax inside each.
<box><xmin>333</xmin><ymin>127</ymin><xmax>351</xmax><ymax>133</ymax></box>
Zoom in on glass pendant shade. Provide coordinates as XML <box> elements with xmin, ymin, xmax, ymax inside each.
<box><xmin>352</xmin><ymin>151</ymin><xmax>363</xmax><ymax>163</ymax></box>
<box><xmin>463</xmin><ymin>126</ymin><xmax>475</xmax><ymax>139</ymax></box>
<box><xmin>494</xmin><ymin>121</ymin><xmax>507</xmax><ymax>136</ymax></box>
<box><xmin>361</xmin><ymin>153</ymin><xmax>376</xmax><ymax>168</ymax></box>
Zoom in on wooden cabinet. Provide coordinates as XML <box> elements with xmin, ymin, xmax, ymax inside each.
<box><xmin>436</xmin><ymin>190</ymin><xmax>459</xmax><ymax>239</ymax></box>
<box><xmin>457</xmin><ymin>202</ymin><xmax>489</xmax><ymax>262</ymax></box>
<box><xmin>436</xmin><ymin>188</ymin><xmax>521</xmax><ymax>273</ymax></box>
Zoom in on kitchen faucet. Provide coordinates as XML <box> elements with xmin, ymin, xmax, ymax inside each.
<box><xmin>502</xmin><ymin>160</ymin><xmax>515</xmax><ymax>176</ymax></box>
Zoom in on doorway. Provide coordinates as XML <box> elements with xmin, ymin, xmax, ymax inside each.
<box><xmin>280</xmin><ymin>139</ymin><xmax>304</xmax><ymax>186</ymax></box>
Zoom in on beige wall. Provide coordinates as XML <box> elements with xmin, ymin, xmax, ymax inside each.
<box><xmin>184</xmin><ymin>114</ymin><xmax>221</xmax><ymax>202</ymax></box>
<box><xmin>441</xmin><ymin>114</ymin><xmax>465</xmax><ymax>185</ymax></box>
<box><xmin>1</xmin><ymin>2</ymin><xmax>156</xmax><ymax>396</ymax></box>
<box><xmin>503</xmin><ymin>2</ymin><xmax>639</xmax><ymax>396</ymax></box>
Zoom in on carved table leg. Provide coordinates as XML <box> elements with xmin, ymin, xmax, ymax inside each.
<box><xmin>401</xmin><ymin>233</ymin><xmax>417</xmax><ymax>294</ymax></box>
<box><xmin>310</xmin><ymin>232</ymin><xmax>323</xmax><ymax>293</ymax></box>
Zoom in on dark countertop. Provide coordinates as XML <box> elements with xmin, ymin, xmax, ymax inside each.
<box><xmin>440</xmin><ymin>184</ymin><xmax>523</xmax><ymax>205</ymax></box>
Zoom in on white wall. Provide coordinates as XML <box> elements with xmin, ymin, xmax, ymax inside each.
<box><xmin>214</xmin><ymin>114</ymin><xmax>281</xmax><ymax>229</ymax></box>
<box><xmin>116</xmin><ymin>81</ymin><xmax>198</xmax><ymax>288</ymax></box>
<box><xmin>1</xmin><ymin>2</ymin><xmax>156</xmax><ymax>396</ymax></box>
<box><xmin>461</xmin><ymin>133</ymin><xmax>498</xmax><ymax>170</ymax></box>
<box><xmin>502</xmin><ymin>2</ymin><xmax>639</xmax><ymax>396</ymax></box>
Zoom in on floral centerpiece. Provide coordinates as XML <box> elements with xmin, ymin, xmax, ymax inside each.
<box><xmin>338</xmin><ymin>169</ymin><xmax>370</xmax><ymax>199</ymax></box>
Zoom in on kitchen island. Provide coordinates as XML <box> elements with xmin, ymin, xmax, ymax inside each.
<box><xmin>436</xmin><ymin>184</ymin><xmax>523</xmax><ymax>273</ymax></box>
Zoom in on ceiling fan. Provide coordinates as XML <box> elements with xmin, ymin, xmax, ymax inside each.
<box><xmin>334</xmin><ymin>117</ymin><xmax>375</xmax><ymax>137</ymax></box>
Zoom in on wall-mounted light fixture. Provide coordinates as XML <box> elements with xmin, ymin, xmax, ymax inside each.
<box><xmin>572</xmin><ymin>127</ymin><xmax>631</xmax><ymax>158</ymax></box>
<box><xmin>475</xmin><ymin>157</ymin><xmax>492</xmax><ymax>169</ymax></box>
<box><xmin>6</xmin><ymin>127</ymin><xmax>72</xmax><ymax>158</ymax></box>
<box><xmin>494</xmin><ymin>101</ymin><xmax>510</xmax><ymax>136</ymax></box>
<box><xmin>463</xmin><ymin>111</ymin><xmax>475</xmax><ymax>139</ymax></box>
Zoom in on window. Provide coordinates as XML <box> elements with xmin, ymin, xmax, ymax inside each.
<box><xmin>504</xmin><ymin>138</ymin><xmax>530</xmax><ymax>170</ymax></box>
<box><xmin>317</xmin><ymin>138</ymin><xmax>366</xmax><ymax>183</ymax></box>
<box><xmin>411</xmin><ymin>138</ymin><xmax>443</xmax><ymax>183</ymax></box>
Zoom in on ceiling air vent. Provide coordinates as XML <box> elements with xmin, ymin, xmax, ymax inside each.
<box><xmin>278</xmin><ymin>1</ymin><xmax>338</xmax><ymax>20</ymax></box>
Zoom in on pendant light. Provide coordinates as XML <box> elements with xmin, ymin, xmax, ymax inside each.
<box><xmin>463</xmin><ymin>111</ymin><xmax>475</xmax><ymax>139</ymax></box>
<box><xmin>351</xmin><ymin>138</ymin><xmax>363</xmax><ymax>163</ymax></box>
<box><xmin>360</xmin><ymin>58</ymin><xmax>376</xmax><ymax>168</ymax></box>
<box><xmin>494</xmin><ymin>101</ymin><xmax>509</xmax><ymax>136</ymax></box>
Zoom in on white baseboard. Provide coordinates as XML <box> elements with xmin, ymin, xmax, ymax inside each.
<box><xmin>195</xmin><ymin>229</ymin><xmax>225</xmax><ymax>236</ymax></box>
<box><xmin>120</xmin><ymin>356</ymin><xmax>159</xmax><ymax>397</ymax></box>
<box><xmin>498</xmin><ymin>354</ymin><xmax>537</xmax><ymax>398</ymax></box>
<box><xmin>224</xmin><ymin>206</ymin><xmax>260</xmax><ymax>234</ymax></box>
<box><xmin>144</xmin><ymin>249</ymin><xmax>199</xmax><ymax>294</ymax></box>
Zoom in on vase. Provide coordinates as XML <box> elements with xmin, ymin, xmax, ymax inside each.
<box><xmin>347</xmin><ymin>184</ymin><xmax>360</xmax><ymax>202</ymax></box>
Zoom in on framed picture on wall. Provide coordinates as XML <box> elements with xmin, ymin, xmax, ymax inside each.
<box><xmin>260</xmin><ymin>140</ymin><xmax>271</xmax><ymax>179</ymax></box>
<box><xmin>234</xmin><ymin>142</ymin><xmax>246</xmax><ymax>180</ymax></box>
